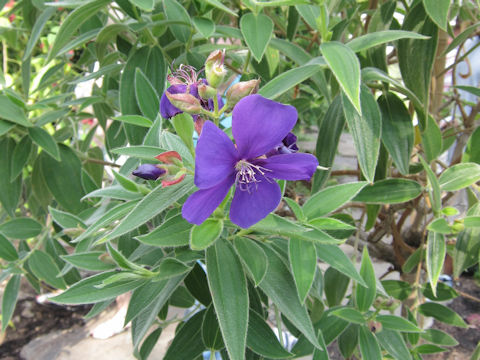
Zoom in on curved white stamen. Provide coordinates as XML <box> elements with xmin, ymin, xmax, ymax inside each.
<box><xmin>235</xmin><ymin>160</ymin><xmax>271</xmax><ymax>193</ymax></box>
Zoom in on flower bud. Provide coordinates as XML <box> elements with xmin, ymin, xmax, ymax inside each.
<box><xmin>198</xmin><ymin>83</ymin><xmax>218</xmax><ymax>100</ymax></box>
<box><xmin>165</xmin><ymin>92</ymin><xmax>204</xmax><ymax>114</ymax></box>
<box><xmin>225</xmin><ymin>79</ymin><xmax>260</xmax><ymax>110</ymax></box>
<box><xmin>133</xmin><ymin>164</ymin><xmax>166</xmax><ymax>180</ymax></box>
<box><xmin>205</xmin><ymin>50</ymin><xmax>226</xmax><ymax>88</ymax></box>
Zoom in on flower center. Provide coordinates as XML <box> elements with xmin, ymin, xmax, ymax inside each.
<box><xmin>234</xmin><ymin>160</ymin><xmax>271</xmax><ymax>192</ymax></box>
<box><xmin>168</xmin><ymin>64</ymin><xmax>200</xmax><ymax>85</ymax></box>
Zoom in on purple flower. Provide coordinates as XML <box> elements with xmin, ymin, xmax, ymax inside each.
<box><xmin>266</xmin><ymin>132</ymin><xmax>299</xmax><ymax>157</ymax></box>
<box><xmin>182</xmin><ymin>95</ymin><xmax>319</xmax><ymax>228</ymax></box>
<box><xmin>132</xmin><ymin>164</ymin><xmax>166</xmax><ymax>180</ymax></box>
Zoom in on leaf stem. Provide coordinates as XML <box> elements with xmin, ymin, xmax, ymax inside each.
<box><xmin>274</xmin><ymin>304</ymin><xmax>285</xmax><ymax>347</ymax></box>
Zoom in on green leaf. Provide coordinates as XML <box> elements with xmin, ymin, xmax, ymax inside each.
<box><xmin>418</xmin><ymin>303</ymin><xmax>467</xmax><ymax>328</ymax></box>
<box><xmin>82</xmin><ymin>186</ymin><xmax>142</xmax><ymax>201</ymax></box>
<box><xmin>155</xmin><ymin>258</ymin><xmax>191</xmax><ymax>280</ymax></box>
<box><xmin>402</xmin><ymin>247</ymin><xmax>423</xmax><ymax>273</ymax></box>
<box><xmin>201</xmin><ymin>304</ymin><xmax>224</xmax><ymax>351</ymax></box>
<box><xmin>49</xmin><ymin>207</ymin><xmax>86</xmax><ymax>229</ymax></box>
<box><xmin>414</xmin><ymin>344</ymin><xmax>448</xmax><ymax>354</ymax></box>
<box><xmin>421</xmin><ymin>115</ymin><xmax>443</xmax><ymax>163</ymax></box>
<box><xmin>48</xmin><ymin>0</ymin><xmax>110</xmax><ymax>62</ymax></box>
<box><xmin>29</xmin><ymin>250</ymin><xmax>67</xmax><ymax>289</ymax></box>
<box><xmin>439</xmin><ymin>163</ymin><xmax>480</xmax><ymax>191</ymax></box>
<box><xmin>443</xmin><ymin>22</ymin><xmax>480</xmax><ymax>55</ymax></box>
<box><xmin>356</xmin><ymin>247</ymin><xmax>376</xmax><ymax>312</ymax></box>
<box><xmin>324</xmin><ymin>267</ymin><xmax>349</xmax><ymax>306</ymax></box>
<box><xmin>377</xmin><ymin>92</ymin><xmax>414</xmax><ymax>175</ymax></box>
<box><xmin>258</xmin><ymin>244</ymin><xmax>321</xmax><ymax>349</ymax></box>
<box><xmin>40</xmin><ymin>145</ymin><xmax>86</xmax><ymax>214</ymax></box>
<box><xmin>321</xmin><ymin>41</ymin><xmax>361</xmax><ymax>115</ymax></box>
<box><xmin>135</xmin><ymin>69</ymin><xmax>159</xmax><ymax>121</ymax></box>
<box><xmin>304</xmin><ymin>182</ymin><xmax>367</xmax><ymax>219</ymax></box>
<box><xmin>136</xmin><ymin>214</ymin><xmax>192</xmax><ymax>247</ymax></box>
<box><xmin>358</xmin><ymin>326</ymin><xmax>382</xmax><ymax>360</ymax></box>
<box><xmin>464</xmin><ymin>127</ymin><xmax>480</xmax><ymax>164</ymax></box>
<box><xmin>247</xmin><ymin>310</ymin><xmax>292</xmax><ymax>359</ymax></box>
<box><xmin>376</xmin><ymin>315</ymin><xmax>422</xmax><ymax>332</ymax></box>
<box><xmin>171</xmin><ymin>113</ymin><xmax>195</xmax><ymax>156</ymax></box>
<box><xmin>423</xmin><ymin>282</ymin><xmax>458</xmax><ymax>302</ymax></box>
<box><xmin>347</xmin><ymin>30</ymin><xmax>429</xmax><ymax>52</ymax></box>
<box><xmin>423</xmin><ymin>0</ymin><xmax>450</xmax><ymax>31</ymax></box>
<box><xmin>28</xmin><ymin>126</ymin><xmax>60</xmax><ymax>161</ymax></box>
<box><xmin>126</xmin><ymin>275</ymin><xmax>184</xmax><ymax>325</ymax></box>
<box><xmin>185</xmin><ymin>263</ymin><xmax>212</xmax><ymax>306</ymax></box>
<box><xmin>11</xmin><ymin>136</ymin><xmax>33</xmax><ymax>181</ymax></box>
<box><xmin>24</xmin><ymin>7</ymin><xmax>56</xmax><ymax>60</ymax></box>
<box><xmin>0</xmin><ymin>120</ymin><xmax>15</xmax><ymax>136</ymax></box>
<box><xmin>1</xmin><ymin>275</ymin><xmax>21</xmax><ymax>332</ymax></box>
<box><xmin>0</xmin><ymin>234</ymin><xmax>18</xmax><ymax>261</ymax></box>
<box><xmin>381</xmin><ymin>280</ymin><xmax>413</xmax><ymax>301</ymax></box>
<box><xmin>190</xmin><ymin>219</ymin><xmax>223</xmax><ymax>251</ymax></box>
<box><xmin>113</xmin><ymin>115</ymin><xmax>153</xmax><ymax>128</ymax></box>
<box><xmin>111</xmin><ymin>145</ymin><xmax>165</xmax><ymax>159</ymax></box>
<box><xmin>106</xmin><ymin>178</ymin><xmax>194</xmax><ymax>241</ymax></box>
<box><xmin>163</xmin><ymin>0</ymin><xmax>191</xmax><ymax>43</ymax></box>
<box><xmin>317</xmin><ymin>244</ymin><xmax>366</xmax><ymax>286</ymax></box>
<box><xmin>342</xmin><ymin>86</ymin><xmax>381</xmax><ymax>182</ymax></box>
<box><xmin>427</xmin><ymin>218</ymin><xmax>451</xmax><ymax>234</ymax></box>
<box><xmin>233</xmin><ymin>237</ymin><xmax>268</xmax><ymax>286</ymax></box>
<box><xmin>453</xmin><ymin>204</ymin><xmax>480</xmax><ymax>277</ymax></box>
<box><xmin>204</xmin><ymin>0</ymin><xmax>236</xmax><ymax>16</ymax></box>
<box><xmin>138</xmin><ymin>327</ymin><xmax>162</xmax><ymax>360</ymax></box>
<box><xmin>0</xmin><ymin>138</ymin><xmax>22</xmax><ymax>216</ymax></box>
<box><xmin>51</xmin><ymin>271</ymin><xmax>146</xmax><ymax>304</ymax></box>
<box><xmin>129</xmin><ymin>0</ymin><xmax>154</xmax><ymax>11</ymax></box>
<box><xmin>113</xmin><ymin>170</ymin><xmax>139</xmax><ymax>193</ymax></box>
<box><xmin>376</xmin><ymin>329</ymin><xmax>412</xmax><ymax>360</ymax></box>
<box><xmin>353</xmin><ymin>179</ymin><xmax>422</xmax><ymax>204</ymax></box>
<box><xmin>308</xmin><ymin>217</ymin><xmax>356</xmax><ymax>231</ymax></box>
<box><xmin>258</xmin><ymin>64</ymin><xmax>321</xmax><ymax>100</ymax></box>
<box><xmin>164</xmin><ymin>310</ymin><xmax>206</xmax><ymax>360</ymax></box>
<box><xmin>398</xmin><ymin>2</ymin><xmax>438</xmax><ymax>123</ymax></box>
<box><xmin>0</xmin><ymin>95</ymin><xmax>31</xmax><ymax>127</ymax></box>
<box><xmin>289</xmin><ymin>237</ymin><xmax>316</xmax><ymax>303</ymax></box>
<box><xmin>426</xmin><ymin>231</ymin><xmax>446</xmax><ymax>296</ymax></box>
<box><xmin>193</xmin><ymin>17</ymin><xmax>215</xmax><ymax>38</ymax></box>
<box><xmin>331</xmin><ymin>307</ymin><xmax>365</xmax><ymax>324</ymax></box>
<box><xmin>420</xmin><ymin>329</ymin><xmax>458</xmax><ymax>347</ymax></box>
<box><xmin>338</xmin><ymin>324</ymin><xmax>359</xmax><ymax>359</ymax></box>
<box><xmin>206</xmin><ymin>239</ymin><xmax>249</xmax><ymax>360</ymax></box>
<box><xmin>62</xmin><ymin>252</ymin><xmax>115</xmax><ymax>271</ymax></box>
<box><xmin>312</xmin><ymin>96</ymin><xmax>345</xmax><ymax>191</ymax></box>
<box><xmin>0</xmin><ymin>218</ymin><xmax>42</xmax><ymax>239</ymax></box>
<box><xmin>240</xmin><ymin>13</ymin><xmax>273</xmax><ymax>62</ymax></box>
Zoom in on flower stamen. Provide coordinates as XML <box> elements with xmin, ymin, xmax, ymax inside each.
<box><xmin>234</xmin><ymin>160</ymin><xmax>271</xmax><ymax>192</ymax></box>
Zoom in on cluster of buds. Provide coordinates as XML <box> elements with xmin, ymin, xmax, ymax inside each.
<box><xmin>132</xmin><ymin>151</ymin><xmax>186</xmax><ymax>187</ymax></box>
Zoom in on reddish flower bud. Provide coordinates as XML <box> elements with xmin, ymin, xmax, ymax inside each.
<box><xmin>165</xmin><ymin>92</ymin><xmax>204</xmax><ymax>114</ymax></box>
<box><xmin>226</xmin><ymin>80</ymin><xmax>260</xmax><ymax>110</ymax></box>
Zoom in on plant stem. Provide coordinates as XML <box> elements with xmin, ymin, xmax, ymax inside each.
<box><xmin>209</xmin><ymin>350</ymin><xmax>216</xmax><ymax>360</ymax></box>
<box><xmin>242</xmin><ymin>51</ymin><xmax>251</xmax><ymax>75</ymax></box>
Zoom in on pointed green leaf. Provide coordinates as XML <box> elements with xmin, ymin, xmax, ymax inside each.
<box><xmin>331</xmin><ymin>307</ymin><xmax>365</xmax><ymax>324</ymax></box>
<box><xmin>206</xmin><ymin>239</ymin><xmax>248</xmax><ymax>360</ymax></box>
<box><xmin>29</xmin><ymin>250</ymin><xmax>67</xmax><ymax>289</ymax></box>
<box><xmin>163</xmin><ymin>0</ymin><xmax>191</xmax><ymax>43</ymax></box>
<box><xmin>61</xmin><ymin>252</ymin><xmax>115</xmax><ymax>271</ymax></box>
<box><xmin>0</xmin><ymin>218</ymin><xmax>42</xmax><ymax>239</ymax></box>
<box><xmin>420</xmin><ymin>329</ymin><xmax>458</xmax><ymax>347</ymax></box>
<box><xmin>28</xmin><ymin>126</ymin><xmax>60</xmax><ymax>161</ymax></box>
<box><xmin>129</xmin><ymin>0</ymin><xmax>154</xmax><ymax>11</ymax></box>
<box><xmin>317</xmin><ymin>244</ymin><xmax>366</xmax><ymax>286</ymax></box>
<box><xmin>240</xmin><ymin>13</ymin><xmax>273</xmax><ymax>62</ymax></box>
<box><xmin>0</xmin><ymin>234</ymin><xmax>18</xmax><ymax>261</ymax></box>
<box><xmin>439</xmin><ymin>163</ymin><xmax>480</xmax><ymax>191</ymax></box>
<box><xmin>423</xmin><ymin>0</ymin><xmax>450</xmax><ymax>31</ymax></box>
<box><xmin>376</xmin><ymin>315</ymin><xmax>422</xmax><ymax>332</ymax></box>
<box><xmin>377</xmin><ymin>92</ymin><xmax>414</xmax><ymax>175</ymax></box>
<box><xmin>171</xmin><ymin>113</ymin><xmax>195</xmax><ymax>156</ymax></box>
<box><xmin>353</xmin><ymin>179</ymin><xmax>422</xmax><ymax>204</ymax></box>
<box><xmin>135</xmin><ymin>69</ymin><xmax>159</xmax><ymax>121</ymax></box>
<box><xmin>202</xmin><ymin>304</ymin><xmax>225</xmax><ymax>351</ymax></box>
<box><xmin>426</xmin><ymin>231</ymin><xmax>446</xmax><ymax>296</ymax></box>
<box><xmin>190</xmin><ymin>219</ymin><xmax>223</xmax><ymax>251</ymax></box>
<box><xmin>356</xmin><ymin>247</ymin><xmax>376</xmax><ymax>312</ymax></box>
<box><xmin>347</xmin><ymin>30</ymin><xmax>429</xmax><ymax>52</ymax></box>
<box><xmin>342</xmin><ymin>86</ymin><xmax>381</xmax><ymax>182</ymax></box>
<box><xmin>289</xmin><ymin>237</ymin><xmax>317</xmax><ymax>303</ymax></box>
<box><xmin>164</xmin><ymin>310</ymin><xmax>206</xmax><ymax>360</ymax></box>
<box><xmin>376</xmin><ymin>329</ymin><xmax>412</xmax><ymax>360</ymax></box>
<box><xmin>193</xmin><ymin>17</ymin><xmax>215</xmax><ymax>38</ymax></box>
<box><xmin>324</xmin><ymin>267</ymin><xmax>350</xmax><ymax>306</ymax></box>
<box><xmin>1</xmin><ymin>275</ymin><xmax>21</xmax><ymax>332</ymax></box>
<box><xmin>233</xmin><ymin>237</ymin><xmax>268</xmax><ymax>286</ymax></box>
<box><xmin>247</xmin><ymin>310</ymin><xmax>292</xmax><ymax>358</ymax></box>
<box><xmin>418</xmin><ymin>303</ymin><xmax>467</xmax><ymax>328</ymax></box>
<box><xmin>11</xmin><ymin>135</ymin><xmax>33</xmax><ymax>182</ymax></box>
<box><xmin>321</xmin><ymin>41</ymin><xmax>361</xmax><ymax>115</ymax></box>
<box><xmin>137</xmin><ymin>214</ymin><xmax>192</xmax><ymax>247</ymax></box>
<box><xmin>0</xmin><ymin>95</ymin><xmax>31</xmax><ymax>127</ymax></box>
<box><xmin>359</xmin><ymin>326</ymin><xmax>382</xmax><ymax>360</ymax></box>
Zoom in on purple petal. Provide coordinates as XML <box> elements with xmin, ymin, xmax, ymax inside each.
<box><xmin>182</xmin><ymin>175</ymin><xmax>235</xmax><ymax>225</ymax></box>
<box><xmin>232</xmin><ymin>95</ymin><xmax>297</xmax><ymax>159</ymax></box>
<box><xmin>254</xmin><ymin>153</ymin><xmax>318</xmax><ymax>181</ymax></box>
<box><xmin>132</xmin><ymin>164</ymin><xmax>166</xmax><ymax>180</ymax></box>
<box><xmin>194</xmin><ymin>121</ymin><xmax>238</xmax><ymax>189</ymax></box>
<box><xmin>229</xmin><ymin>176</ymin><xmax>281</xmax><ymax>228</ymax></box>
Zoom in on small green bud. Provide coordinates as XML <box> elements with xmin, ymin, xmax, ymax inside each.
<box><xmin>205</xmin><ymin>50</ymin><xmax>226</xmax><ymax>88</ymax></box>
<box><xmin>198</xmin><ymin>83</ymin><xmax>218</xmax><ymax>100</ymax></box>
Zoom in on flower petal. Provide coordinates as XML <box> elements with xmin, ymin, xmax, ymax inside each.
<box><xmin>194</xmin><ymin>121</ymin><xmax>238</xmax><ymax>189</ymax></box>
<box><xmin>254</xmin><ymin>153</ymin><xmax>318</xmax><ymax>181</ymax></box>
<box><xmin>232</xmin><ymin>95</ymin><xmax>297</xmax><ymax>159</ymax></box>
<box><xmin>182</xmin><ymin>175</ymin><xmax>234</xmax><ymax>225</ymax></box>
<box><xmin>229</xmin><ymin>176</ymin><xmax>281</xmax><ymax>228</ymax></box>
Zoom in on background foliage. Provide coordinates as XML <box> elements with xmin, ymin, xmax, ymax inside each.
<box><xmin>1</xmin><ymin>0</ymin><xmax>480</xmax><ymax>359</ymax></box>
